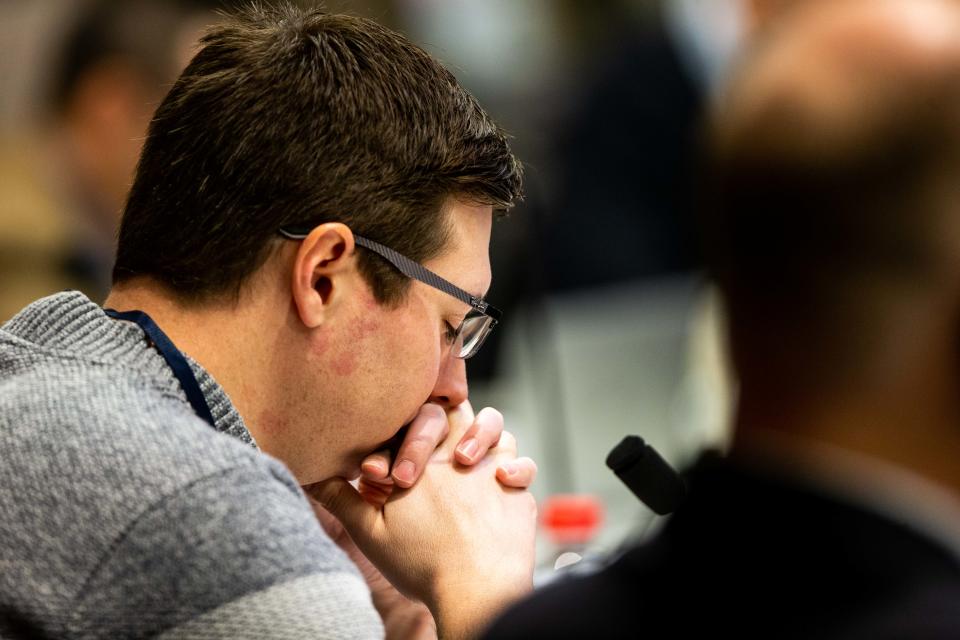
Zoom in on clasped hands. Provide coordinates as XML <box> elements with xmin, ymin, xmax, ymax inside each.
<box><xmin>305</xmin><ymin>402</ymin><xmax>538</xmax><ymax>640</ymax></box>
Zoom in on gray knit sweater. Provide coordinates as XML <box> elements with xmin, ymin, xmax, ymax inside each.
<box><xmin>0</xmin><ymin>292</ymin><xmax>383</xmax><ymax>639</ymax></box>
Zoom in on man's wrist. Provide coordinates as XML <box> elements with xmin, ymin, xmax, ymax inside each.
<box><xmin>430</xmin><ymin>577</ymin><xmax>532</xmax><ymax>639</ymax></box>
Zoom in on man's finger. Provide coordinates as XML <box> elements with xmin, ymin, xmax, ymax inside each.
<box><xmin>391</xmin><ymin>403</ymin><xmax>449</xmax><ymax>488</ymax></box>
<box><xmin>360</xmin><ymin>449</ymin><xmax>393</xmax><ymax>484</ymax></box>
<box><xmin>309</xmin><ymin>498</ymin><xmax>346</xmax><ymax>541</ymax></box>
<box><xmin>306</xmin><ymin>477</ymin><xmax>379</xmax><ymax>543</ymax></box>
<box><xmin>454</xmin><ymin>406</ymin><xmax>505</xmax><ymax>465</ymax></box>
<box><xmin>495</xmin><ymin>456</ymin><xmax>538</xmax><ymax>488</ymax></box>
<box><xmin>493</xmin><ymin>428</ymin><xmax>517</xmax><ymax>457</ymax></box>
<box><xmin>358</xmin><ymin>477</ymin><xmax>394</xmax><ymax>508</ymax></box>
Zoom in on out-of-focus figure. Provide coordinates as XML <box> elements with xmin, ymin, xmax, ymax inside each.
<box><xmin>487</xmin><ymin>0</ymin><xmax>960</xmax><ymax>636</ymax></box>
<box><xmin>0</xmin><ymin>0</ymin><xmax>215</xmax><ymax>321</ymax></box>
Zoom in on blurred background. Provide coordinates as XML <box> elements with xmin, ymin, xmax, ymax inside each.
<box><xmin>0</xmin><ymin>0</ymin><xmax>756</xmax><ymax>574</ymax></box>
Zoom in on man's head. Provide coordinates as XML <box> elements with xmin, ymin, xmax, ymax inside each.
<box><xmin>706</xmin><ymin>0</ymin><xmax>960</xmax><ymax>411</ymax></box>
<box><xmin>108</xmin><ymin>4</ymin><xmax>522</xmax><ymax>483</ymax></box>
<box><xmin>113</xmin><ymin>3</ymin><xmax>521</xmax><ymax>306</ymax></box>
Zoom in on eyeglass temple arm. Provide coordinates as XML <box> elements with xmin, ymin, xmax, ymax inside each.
<box><xmin>279</xmin><ymin>227</ymin><xmax>498</xmax><ymax>318</ymax></box>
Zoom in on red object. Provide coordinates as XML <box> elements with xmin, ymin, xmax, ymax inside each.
<box><xmin>540</xmin><ymin>494</ymin><xmax>603</xmax><ymax>545</ymax></box>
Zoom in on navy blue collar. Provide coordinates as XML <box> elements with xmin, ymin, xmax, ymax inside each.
<box><xmin>103</xmin><ymin>308</ymin><xmax>216</xmax><ymax>429</ymax></box>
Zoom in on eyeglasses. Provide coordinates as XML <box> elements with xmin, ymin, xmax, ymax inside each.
<box><xmin>279</xmin><ymin>227</ymin><xmax>502</xmax><ymax>359</ymax></box>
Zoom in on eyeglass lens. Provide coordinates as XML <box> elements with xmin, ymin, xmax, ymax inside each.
<box><xmin>456</xmin><ymin>312</ymin><xmax>495</xmax><ymax>358</ymax></box>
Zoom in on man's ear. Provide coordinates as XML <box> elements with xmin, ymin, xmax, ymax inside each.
<box><xmin>290</xmin><ymin>223</ymin><xmax>357</xmax><ymax>329</ymax></box>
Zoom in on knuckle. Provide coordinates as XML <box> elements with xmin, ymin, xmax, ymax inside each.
<box><xmin>412</xmin><ymin>413</ymin><xmax>448</xmax><ymax>441</ymax></box>
<box><xmin>361</xmin><ymin>451</ymin><xmax>391</xmax><ymax>468</ymax></box>
<box><xmin>478</xmin><ymin>406</ymin><xmax>504</xmax><ymax>426</ymax></box>
<box><xmin>399</xmin><ymin>437</ymin><xmax>435</xmax><ymax>459</ymax></box>
<box><xmin>520</xmin><ymin>459</ymin><xmax>538</xmax><ymax>484</ymax></box>
<box><xmin>364</xmin><ymin>450</ymin><xmax>390</xmax><ymax>462</ymax></box>
<box><xmin>516</xmin><ymin>455</ymin><xmax>537</xmax><ymax>470</ymax></box>
<box><xmin>497</xmin><ymin>429</ymin><xmax>517</xmax><ymax>450</ymax></box>
<box><xmin>420</xmin><ymin>403</ymin><xmax>447</xmax><ymax>422</ymax></box>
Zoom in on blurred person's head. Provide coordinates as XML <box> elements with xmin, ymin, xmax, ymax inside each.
<box><xmin>48</xmin><ymin>0</ymin><xmax>216</xmax><ymax>226</ymax></box>
<box><xmin>745</xmin><ymin>0</ymin><xmax>803</xmax><ymax>29</ymax></box>
<box><xmin>705</xmin><ymin>0</ymin><xmax>960</xmax><ymax>481</ymax></box>
<box><xmin>107</xmin><ymin>4</ymin><xmax>522</xmax><ymax>483</ymax></box>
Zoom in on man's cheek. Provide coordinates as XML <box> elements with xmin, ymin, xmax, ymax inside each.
<box><xmin>332</xmin><ymin>349</ymin><xmax>358</xmax><ymax>377</ymax></box>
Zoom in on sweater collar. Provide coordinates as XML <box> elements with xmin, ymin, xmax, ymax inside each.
<box><xmin>2</xmin><ymin>291</ymin><xmax>256</xmax><ymax>448</ymax></box>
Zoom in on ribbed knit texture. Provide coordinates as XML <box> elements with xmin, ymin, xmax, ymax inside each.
<box><xmin>0</xmin><ymin>292</ymin><xmax>383</xmax><ymax>639</ymax></box>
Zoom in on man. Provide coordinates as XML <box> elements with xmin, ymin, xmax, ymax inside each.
<box><xmin>0</xmin><ymin>4</ymin><xmax>537</xmax><ymax>639</ymax></box>
<box><xmin>488</xmin><ymin>0</ymin><xmax>960</xmax><ymax>637</ymax></box>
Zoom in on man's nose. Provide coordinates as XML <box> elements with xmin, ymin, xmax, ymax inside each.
<box><xmin>428</xmin><ymin>354</ymin><xmax>468</xmax><ymax>408</ymax></box>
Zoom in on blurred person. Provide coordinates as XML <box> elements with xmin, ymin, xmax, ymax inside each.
<box><xmin>487</xmin><ymin>0</ymin><xmax>960</xmax><ymax>637</ymax></box>
<box><xmin>533</xmin><ymin>2</ymin><xmax>705</xmax><ymax>294</ymax></box>
<box><xmin>0</xmin><ymin>0</ymin><xmax>216</xmax><ymax>321</ymax></box>
<box><xmin>0</xmin><ymin>4</ymin><xmax>539</xmax><ymax>638</ymax></box>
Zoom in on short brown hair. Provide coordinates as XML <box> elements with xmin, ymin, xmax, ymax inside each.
<box><xmin>113</xmin><ymin>3</ymin><xmax>522</xmax><ymax>304</ymax></box>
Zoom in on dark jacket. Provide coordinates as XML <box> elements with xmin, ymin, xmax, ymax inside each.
<box><xmin>486</xmin><ymin>455</ymin><xmax>960</xmax><ymax>639</ymax></box>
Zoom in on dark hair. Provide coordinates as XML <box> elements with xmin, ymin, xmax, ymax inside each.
<box><xmin>113</xmin><ymin>3</ymin><xmax>523</xmax><ymax>305</ymax></box>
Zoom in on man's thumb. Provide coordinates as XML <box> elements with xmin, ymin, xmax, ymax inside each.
<box><xmin>305</xmin><ymin>477</ymin><xmax>378</xmax><ymax>538</ymax></box>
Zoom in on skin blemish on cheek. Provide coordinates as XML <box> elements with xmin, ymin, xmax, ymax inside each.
<box><xmin>353</xmin><ymin>318</ymin><xmax>380</xmax><ymax>340</ymax></box>
<box><xmin>256</xmin><ymin>409</ymin><xmax>289</xmax><ymax>436</ymax></box>
<box><xmin>352</xmin><ymin>291</ymin><xmax>383</xmax><ymax>340</ymax></box>
<box><xmin>310</xmin><ymin>331</ymin><xmax>330</xmax><ymax>357</ymax></box>
<box><xmin>335</xmin><ymin>319</ymin><xmax>377</xmax><ymax>374</ymax></box>
<box><xmin>332</xmin><ymin>349</ymin><xmax>358</xmax><ymax>377</ymax></box>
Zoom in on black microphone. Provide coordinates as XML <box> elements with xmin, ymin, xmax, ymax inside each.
<box><xmin>606</xmin><ymin>436</ymin><xmax>687</xmax><ymax>515</ymax></box>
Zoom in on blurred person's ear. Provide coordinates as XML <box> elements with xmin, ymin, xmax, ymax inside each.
<box><xmin>68</xmin><ymin>59</ymin><xmax>155</xmax><ymax>133</ymax></box>
<box><xmin>65</xmin><ymin>58</ymin><xmax>159</xmax><ymax>220</ymax></box>
<box><xmin>746</xmin><ymin>0</ymin><xmax>800</xmax><ymax>33</ymax></box>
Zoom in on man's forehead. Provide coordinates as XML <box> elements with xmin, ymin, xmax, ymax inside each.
<box><xmin>429</xmin><ymin>202</ymin><xmax>494</xmax><ymax>299</ymax></box>
<box><xmin>426</xmin><ymin>251</ymin><xmax>492</xmax><ymax>301</ymax></box>
<box><xmin>442</xmin><ymin>199</ymin><xmax>494</xmax><ymax>243</ymax></box>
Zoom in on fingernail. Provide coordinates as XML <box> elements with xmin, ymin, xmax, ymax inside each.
<box><xmin>393</xmin><ymin>460</ymin><xmax>415</xmax><ymax>484</ymax></box>
<box><xmin>457</xmin><ymin>438</ymin><xmax>479</xmax><ymax>460</ymax></box>
<box><xmin>502</xmin><ymin>463</ymin><xmax>518</xmax><ymax>476</ymax></box>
